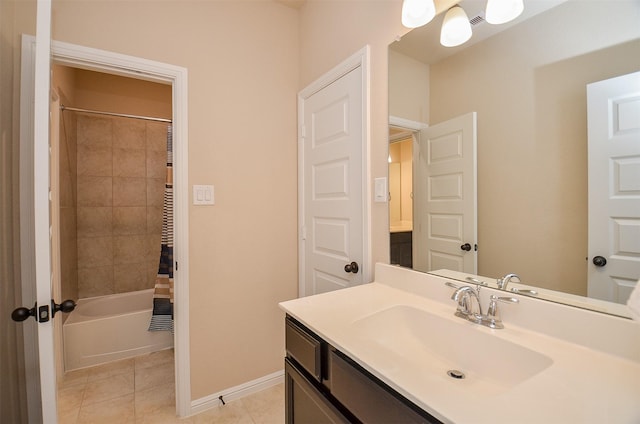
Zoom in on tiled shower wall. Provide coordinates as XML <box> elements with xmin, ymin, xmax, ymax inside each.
<box><xmin>60</xmin><ymin>105</ymin><xmax>78</xmax><ymax>303</ymax></box>
<box><xmin>75</xmin><ymin>113</ymin><xmax>168</xmax><ymax>298</ymax></box>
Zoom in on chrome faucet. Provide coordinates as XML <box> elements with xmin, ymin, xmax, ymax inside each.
<box><xmin>497</xmin><ymin>273</ymin><xmax>520</xmax><ymax>290</ymax></box>
<box><xmin>447</xmin><ymin>282</ymin><xmax>518</xmax><ymax>329</ymax></box>
<box><xmin>450</xmin><ymin>285</ymin><xmax>483</xmax><ymax>322</ymax></box>
<box><xmin>484</xmin><ymin>295</ymin><xmax>519</xmax><ymax>329</ymax></box>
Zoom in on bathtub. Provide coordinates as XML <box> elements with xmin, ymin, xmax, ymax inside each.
<box><xmin>63</xmin><ymin>289</ymin><xmax>174</xmax><ymax>371</ymax></box>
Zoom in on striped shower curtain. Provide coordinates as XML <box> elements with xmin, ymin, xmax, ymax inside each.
<box><xmin>149</xmin><ymin>125</ymin><xmax>174</xmax><ymax>332</ymax></box>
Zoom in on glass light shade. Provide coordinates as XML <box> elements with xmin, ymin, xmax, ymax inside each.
<box><xmin>485</xmin><ymin>0</ymin><xmax>524</xmax><ymax>25</ymax></box>
<box><xmin>401</xmin><ymin>0</ymin><xmax>436</xmax><ymax>28</ymax></box>
<box><xmin>440</xmin><ymin>6</ymin><xmax>472</xmax><ymax>47</ymax></box>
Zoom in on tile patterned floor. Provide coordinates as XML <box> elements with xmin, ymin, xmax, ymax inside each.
<box><xmin>57</xmin><ymin>349</ymin><xmax>285</xmax><ymax>423</ymax></box>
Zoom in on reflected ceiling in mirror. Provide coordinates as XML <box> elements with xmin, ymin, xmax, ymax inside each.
<box><xmin>388</xmin><ymin>0</ymin><xmax>640</xmax><ymax>318</ymax></box>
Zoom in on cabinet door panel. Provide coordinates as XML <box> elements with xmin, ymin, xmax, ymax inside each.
<box><xmin>285</xmin><ymin>359</ymin><xmax>349</xmax><ymax>424</ymax></box>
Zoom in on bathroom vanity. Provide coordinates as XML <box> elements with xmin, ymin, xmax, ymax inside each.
<box><xmin>280</xmin><ymin>264</ymin><xmax>640</xmax><ymax>423</ymax></box>
<box><xmin>285</xmin><ymin>315</ymin><xmax>439</xmax><ymax>423</ymax></box>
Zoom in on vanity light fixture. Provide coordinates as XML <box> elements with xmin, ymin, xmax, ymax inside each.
<box><xmin>485</xmin><ymin>0</ymin><xmax>524</xmax><ymax>24</ymax></box>
<box><xmin>440</xmin><ymin>6</ymin><xmax>472</xmax><ymax>47</ymax></box>
<box><xmin>401</xmin><ymin>0</ymin><xmax>436</xmax><ymax>28</ymax></box>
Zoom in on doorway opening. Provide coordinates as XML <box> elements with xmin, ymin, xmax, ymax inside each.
<box><xmin>51</xmin><ymin>63</ymin><xmax>178</xmax><ymax>418</ymax></box>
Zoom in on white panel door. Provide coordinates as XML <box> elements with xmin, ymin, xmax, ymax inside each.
<box><xmin>587</xmin><ymin>71</ymin><xmax>640</xmax><ymax>303</ymax></box>
<box><xmin>413</xmin><ymin>112</ymin><xmax>477</xmax><ymax>274</ymax></box>
<box><xmin>300</xmin><ymin>65</ymin><xmax>365</xmax><ymax>296</ymax></box>
<box><xmin>18</xmin><ymin>32</ymin><xmax>58</xmax><ymax>423</ymax></box>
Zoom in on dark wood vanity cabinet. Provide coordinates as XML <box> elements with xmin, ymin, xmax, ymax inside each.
<box><xmin>285</xmin><ymin>316</ymin><xmax>442</xmax><ymax>424</ymax></box>
<box><xmin>390</xmin><ymin>231</ymin><xmax>413</xmax><ymax>268</ymax></box>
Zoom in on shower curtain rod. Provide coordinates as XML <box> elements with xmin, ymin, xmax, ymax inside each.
<box><xmin>60</xmin><ymin>105</ymin><xmax>172</xmax><ymax>123</ymax></box>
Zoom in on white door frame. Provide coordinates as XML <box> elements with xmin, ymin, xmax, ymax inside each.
<box><xmin>21</xmin><ymin>37</ymin><xmax>192</xmax><ymax>417</ymax></box>
<box><xmin>297</xmin><ymin>46</ymin><xmax>372</xmax><ymax>296</ymax></box>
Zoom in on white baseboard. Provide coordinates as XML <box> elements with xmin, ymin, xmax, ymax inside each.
<box><xmin>189</xmin><ymin>370</ymin><xmax>285</xmax><ymax>416</ymax></box>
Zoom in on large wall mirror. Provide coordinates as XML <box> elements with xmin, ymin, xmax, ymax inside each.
<box><xmin>388</xmin><ymin>0</ymin><xmax>640</xmax><ymax>317</ymax></box>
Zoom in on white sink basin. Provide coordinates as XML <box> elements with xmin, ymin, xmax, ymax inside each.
<box><xmin>350</xmin><ymin>305</ymin><xmax>553</xmax><ymax>396</ymax></box>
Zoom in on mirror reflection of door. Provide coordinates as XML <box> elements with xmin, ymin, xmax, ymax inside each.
<box><xmin>389</xmin><ymin>132</ymin><xmax>413</xmax><ymax>268</ymax></box>
<box><xmin>587</xmin><ymin>71</ymin><xmax>640</xmax><ymax>304</ymax></box>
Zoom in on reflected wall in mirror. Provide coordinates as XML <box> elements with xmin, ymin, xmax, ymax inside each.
<box><xmin>388</xmin><ymin>0</ymin><xmax>640</xmax><ymax>317</ymax></box>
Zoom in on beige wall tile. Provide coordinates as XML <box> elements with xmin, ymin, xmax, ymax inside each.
<box><xmin>78</xmin><ymin>266</ymin><xmax>114</xmax><ymax>298</ymax></box>
<box><xmin>113</xmin><ymin>207</ymin><xmax>147</xmax><ymax>235</ymax></box>
<box><xmin>146</xmin><ymin>178</ymin><xmax>165</xmax><ymax>207</ymax></box>
<box><xmin>77</xmin><ymin>207</ymin><xmax>112</xmax><ymax>238</ymax></box>
<box><xmin>113</xmin><ymin>147</ymin><xmax>145</xmax><ymax>178</ymax></box>
<box><xmin>114</xmin><ymin>262</ymin><xmax>150</xmax><ymax>292</ymax></box>
<box><xmin>77</xmin><ymin>236</ymin><xmax>113</xmax><ymax>269</ymax></box>
<box><xmin>113</xmin><ymin>118</ymin><xmax>146</xmax><ymax>150</ymax></box>
<box><xmin>77</xmin><ymin>143</ymin><xmax>112</xmax><ymax>177</ymax></box>
<box><xmin>146</xmin><ymin>149</ymin><xmax>167</xmax><ymax>179</ymax></box>
<box><xmin>145</xmin><ymin>234</ymin><xmax>162</xmax><ymax>262</ymax></box>
<box><xmin>113</xmin><ymin>177</ymin><xmax>146</xmax><ymax>207</ymax></box>
<box><xmin>146</xmin><ymin>206</ymin><xmax>162</xmax><ymax>235</ymax></box>
<box><xmin>146</xmin><ymin>122</ymin><xmax>168</xmax><ymax>152</ymax></box>
<box><xmin>60</xmin><ymin>172</ymin><xmax>75</xmax><ymax>208</ymax></box>
<box><xmin>113</xmin><ymin>235</ymin><xmax>147</xmax><ymax>265</ymax></box>
<box><xmin>77</xmin><ymin>176</ymin><xmax>112</xmax><ymax>207</ymax></box>
<box><xmin>77</xmin><ymin>114</ymin><xmax>112</xmax><ymax>147</ymax></box>
<box><xmin>147</xmin><ymin>261</ymin><xmax>159</xmax><ymax>286</ymax></box>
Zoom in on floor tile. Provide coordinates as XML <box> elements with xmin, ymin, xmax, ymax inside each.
<box><xmin>135</xmin><ymin>382</ymin><xmax>175</xmax><ymax>419</ymax></box>
<box><xmin>135</xmin><ymin>361</ymin><xmax>175</xmax><ymax>392</ymax></box>
<box><xmin>191</xmin><ymin>400</ymin><xmax>255</xmax><ymax>424</ymax></box>
<box><xmin>77</xmin><ymin>393</ymin><xmax>135</xmax><ymax>424</ymax></box>
<box><xmin>82</xmin><ymin>372</ymin><xmax>135</xmax><ymax>406</ymax></box>
<box><xmin>87</xmin><ymin>357</ymin><xmax>135</xmax><ymax>382</ymax></box>
<box><xmin>242</xmin><ymin>383</ymin><xmax>285</xmax><ymax>424</ymax></box>
<box><xmin>135</xmin><ymin>348</ymin><xmax>174</xmax><ymax>370</ymax></box>
<box><xmin>58</xmin><ymin>368</ymin><xmax>89</xmax><ymax>389</ymax></box>
<box><xmin>60</xmin><ymin>350</ymin><xmax>284</xmax><ymax>424</ymax></box>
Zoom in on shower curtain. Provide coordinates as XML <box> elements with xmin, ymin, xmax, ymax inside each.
<box><xmin>149</xmin><ymin>125</ymin><xmax>174</xmax><ymax>332</ymax></box>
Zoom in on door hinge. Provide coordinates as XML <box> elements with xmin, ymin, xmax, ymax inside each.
<box><xmin>175</xmin><ymin>261</ymin><xmax>178</xmax><ymax>271</ymax></box>
<box><xmin>299</xmin><ymin>125</ymin><xmax>306</xmax><ymax>139</ymax></box>
<box><xmin>301</xmin><ymin>226</ymin><xmax>307</xmax><ymax>240</ymax></box>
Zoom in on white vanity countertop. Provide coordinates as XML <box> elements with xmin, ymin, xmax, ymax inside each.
<box><xmin>279</xmin><ymin>264</ymin><xmax>640</xmax><ymax>424</ymax></box>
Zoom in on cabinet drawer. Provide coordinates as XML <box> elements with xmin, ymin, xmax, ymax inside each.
<box><xmin>329</xmin><ymin>349</ymin><xmax>440</xmax><ymax>424</ymax></box>
<box><xmin>286</xmin><ymin>317</ymin><xmax>322</xmax><ymax>382</ymax></box>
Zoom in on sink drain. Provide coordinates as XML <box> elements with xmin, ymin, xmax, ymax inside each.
<box><xmin>447</xmin><ymin>369</ymin><xmax>466</xmax><ymax>379</ymax></box>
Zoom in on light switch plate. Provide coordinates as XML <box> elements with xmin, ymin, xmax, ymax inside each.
<box><xmin>193</xmin><ymin>185</ymin><xmax>214</xmax><ymax>205</ymax></box>
<box><xmin>374</xmin><ymin>177</ymin><xmax>388</xmax><ymax>203</ymax></box>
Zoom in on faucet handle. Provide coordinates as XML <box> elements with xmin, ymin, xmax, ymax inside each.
<box><xmin>465</xmin><ymin>276</ymin><xmax>487</xmax><ymax>286</ymax></box>
<box><xmin>484</xmin><ymin>295</ymin><xmax>519</xmax><ymax>329</ymax></box>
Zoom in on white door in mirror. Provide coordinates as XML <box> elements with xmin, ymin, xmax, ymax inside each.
<box><xmin>414</xmin><ymin>112</ymin><xmax>477</xmax><ymax>275</ymax></box>
<box><xmin>587</xmin><ymin>71</ymin><xmax>640</xmax><ymax>304</ymax></box>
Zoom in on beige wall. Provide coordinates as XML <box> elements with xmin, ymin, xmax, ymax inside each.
<box><xmin>72</xmin><ymin>69</ymin><xmax>172</xmax><ymax>120</ymax></box>
<box><xmin>51</xmin><ymin>0</ymin><xmax>299</xmax><ymax>400</ymax></box>
<box><xmin>429</xmin><ymin>1</ymin><xmax>640</xmax><ymax>295</ymax></box>
<box><xmin>388</xmin><ymin>49</ymin><xmax>429</xmax><ymax>124</ymax></box>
